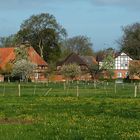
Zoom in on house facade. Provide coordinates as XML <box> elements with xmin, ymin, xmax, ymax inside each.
<box><xmin>97</xmin><ymin>52</ymin><xmax>133</xmax><ymax>79</ymax></box>
<box><xmin>0</xmin><ymin>47</ymin><xmax>48</xmax><ymax>82</ymax></box>
<box><xmin>114</xmin><ymin>52</ymin><xmax>132</xmax><ymax>79</ymax></box>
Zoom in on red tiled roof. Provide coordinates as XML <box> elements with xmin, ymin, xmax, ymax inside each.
<box><xmin>28</xmin><ymin>47</ymin><xmax>47</xmax><ymax>66</ymax></box>
<box><xmin>0</xmin><ymin>47</ymin><xmax>47</xmax><ymax>69</ymax></box>
<box><xmin>0</xmin><ymin>48</ymin><xmax>15</xmax><ymax>69</ymax></box>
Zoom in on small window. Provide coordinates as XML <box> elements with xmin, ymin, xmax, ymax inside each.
<box><xmin>125</xmin><ymin>63</ymin><xmax>128</xmax><ymax>67</ymax></box>
<box><xmin>35</xmin><ymin>73</ymin><xmax>39</xmax><ymax>79</ymax></box>
<box><xmin>120</xmin><ymin>63</ymin><xmax>124</xmax><ymax>67</ymax></box>
<box><xmin>117</xmin><ymin>72</ymin><xmax>122</xmax><ymax>78</ymax></box>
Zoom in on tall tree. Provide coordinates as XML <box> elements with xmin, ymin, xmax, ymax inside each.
<box><xmin>62</xmin><ymin>35</ymin><xmax>94</xmax><ymax>57</ymax></box>
<box><xmin>96</xmin><ymin>47</ymin><xmax>115</xmax><ymax>60</ymax></box>
<box><xmin>119</xmin><ymin>23</ymin><xmax>140</xmax><ymax>60</ymax></box>
<box><xmin>16</xmin><ymin>13</ymin><xmax>67</xmax><ymax>63</ymax></box>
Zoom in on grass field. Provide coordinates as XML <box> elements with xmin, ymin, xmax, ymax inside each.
<box><xmin>0</xmin><ymin>82</ymin><xmax>140</xmax><ymax>139</ymax></box>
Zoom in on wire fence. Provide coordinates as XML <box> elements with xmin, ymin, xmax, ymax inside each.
<box><xmin>0</xmin><ymin>81</ymin><xmax>139</xmax><ymax>98</ymax></box>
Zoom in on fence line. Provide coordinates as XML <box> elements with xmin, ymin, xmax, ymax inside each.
<box><xmin>0</xmin><ymin>82</ymin><xmax>138</xmax><ymax>97</ymax></box>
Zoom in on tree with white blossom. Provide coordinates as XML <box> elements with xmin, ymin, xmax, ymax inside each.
<box><xmin>61</xmin><ymin>63</ymin><xmax>81</xmax><ymax>81</ymax></box>
<box><xmin>12</xmin><ymin>59</ymin><xmax>36</xmax><ymax>81</ymax></box>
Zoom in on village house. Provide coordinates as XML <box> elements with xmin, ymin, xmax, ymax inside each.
<box><xmin>114</xmin><ymin>52</ymin><xmax>132</xmax><ymax>79</ymax></box>
<box><xmin>55</xmin><ymin>53</ymin><xmax>98</xmax><ymax>81</ymax></box>
<box><xmin>0</xmin><ymin>46</ymin><xmax>48</xmax><ymax>82</ymax></box>
<box><xmin>97</xmin><ymin>52</ymin><xmax>133</xmax><ymax>80</ymax></box>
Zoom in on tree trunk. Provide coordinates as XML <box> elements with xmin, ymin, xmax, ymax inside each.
<box><xmin>39</xmin><ymin>39</ymin><xmax>43</xmax><ymax>58</ymax></box>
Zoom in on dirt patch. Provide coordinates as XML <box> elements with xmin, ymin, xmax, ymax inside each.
<box><xmin>0</xmin><ymin>118</ymin><xmax>34</xmax><ymax>124</ymax></box>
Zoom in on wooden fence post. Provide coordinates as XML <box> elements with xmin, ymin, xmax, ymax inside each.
<box><xmin>94</xmin><ymin>81</ymin><xmax>96</xmax><ymax>89</ymax></box>
<box><xmin>64</xmin><ymin>82</ymin><xmax>66</xmax><ymax>90</ymax></box>
<box><xmin>3</xmin><ymin>84</ymin><xmax>5</xmax><ymax>96</ymax></box>
<box><xmin>34</xmin><ymin>85</ymin><xmax>36</xmax><ymax>95</ymax></box>
<box><xmin>18</xmin><ymin>84</ymin><xmax>21</xmax><ymax>97</ymax></box>
<box><xmin>76</xmin><ymin>85</ymin><xmax>79</xmax><ymax>97</ymax></box>
<box><xmin>107</xmin><ymin>82</ymin><xmax>109</xmax><ymax>86</ymax></box>
<box><xmin>115</xmin><ymin>83</ymin><xmax>117</xmax><ymax>94</ymax></box>
<box><xmin>134</xmin><ymin>85</ymin><xmax>137</xmax><ymax>98</ymax></box>
<box><xmin>104</xmin><ymin>84</ymin><xmax>107</xmax><ymax>95</ymax></box>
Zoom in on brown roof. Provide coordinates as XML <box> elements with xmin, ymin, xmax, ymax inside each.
<box><xmin>57</xmin><ymin>53</ymin><xmax>87</xmax><ymax>66</ymax></box>
<box><xmin>0</xmin><ymin>47</ymin><xmax>47</xmax><ymax>69</ymax></box>
<box><xmin>57</xmin><ymin>53</ymin><xmax>97</xmax><ymax>66</ymax></box>
<box><xmin>80</xmin><ymin>56</ymin><xmax>98</xmax><ymax>65</ymax></box>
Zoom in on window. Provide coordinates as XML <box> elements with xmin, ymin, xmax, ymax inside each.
<box><xmin>35</xmin><ymin>73</ymin><xmax>39</xmax><ymax>79</ymax></box>
<box><xmin>125</xmin><ymin>63</ymin><xmax>128</xmax><ymax>67</ymax></box>
<box><xmin>117</xmin><ymin>72</ymin><xmax>122</xmax><ymax>78</ymax></box>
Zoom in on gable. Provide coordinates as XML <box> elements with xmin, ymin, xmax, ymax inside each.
<box><xmin>115</xmin><ymin>52</ymin><xmax>133</xmax><ymax>60</ymax></box>
<box><xmin>120</xmin><ymin>52</ymin><xmax>127</xmax><ymax>56</ymax></box>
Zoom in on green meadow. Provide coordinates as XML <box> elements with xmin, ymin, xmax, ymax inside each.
<box><xmin>0</xmin><ymin>82</ymin><xmax>139</xmax><ymax>139</ymax></box>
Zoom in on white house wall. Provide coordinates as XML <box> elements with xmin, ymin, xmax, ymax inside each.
<box><xmin>115</xmin><ymin>53</ymin><xmax>132</xmax><ymax>70</ymax></box>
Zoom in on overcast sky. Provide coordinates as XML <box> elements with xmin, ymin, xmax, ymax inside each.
<box><xmin>0</xmin><ymin>0</ymin><xmax>140</xmax><ymax>51</ymax></box>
